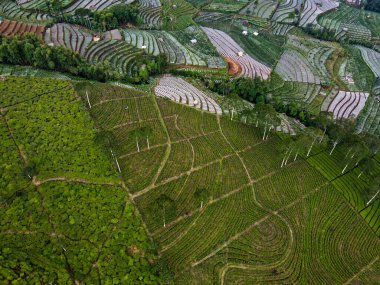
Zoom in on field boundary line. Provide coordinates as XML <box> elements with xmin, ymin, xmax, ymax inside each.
<box><xmin>152</xmin><ymin>162</ymin><xmax>302</xmax><ymax>236</ymax></box>
<box><xmin>1</xmin><ymin>230</ymin><xmax>63</xmax><ymax>237</ymax></box>
<box><xmin>2</xmin><ymin>85</ymin><xmax>71</xmax><ymax>108</ymax></box>
<box><xmin>190</xmin><ymin>181</ymin><xmax>329</xmax><ymax>268</ymax></box>
<box><xmin>91</xmin><ymin>95</ymin><xmax>150</xmax><ymax>107</ymax></box>
<box><xmin>343</xmin><ymin>256</ymin><xmax>379</xmax><ymax>285</ymax></box>
<box><xmin>32</xmin><ymin>177</ymin><xmax>120</xmax><ymax>187</ymax></box>
<box><xmin>0</xmin><ymin>109</ymin><xmax>28</xmax><ymax>165</ymax></box>
<box><xmin>111</xmin><ymin>117</ymin><xmax>159</xmax><ymax>130</ymax></box>
<box><xmin>217</xmin><ymin>115</ymin><xmax>255</xmax><ymax>183</ymax></box>
<box><xmin>118</xmin><ymin>129</ymin><xmax>221</xmax><ymax>159</ymax></box>
<box><xmin>144</xmin><ymin>84</ymin><xmax>172</xmax><ymax>188</ymax></box>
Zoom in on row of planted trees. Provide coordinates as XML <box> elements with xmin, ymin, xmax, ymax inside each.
<box><xmin>143</xmin><ymin>104</ymin><xmax>379</xmax><ymax>229</ymax></box>
<box><xmin>229</xmin><ymin>103</ymin><xmax>379</xmax><ymax>205</ymax></box>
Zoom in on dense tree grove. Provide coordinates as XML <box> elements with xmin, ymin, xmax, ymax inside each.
<box><xmin>0</xmin><ymin>34</ymin><xmax>114</xmax><ymax>81</ymax></box>
<box><xmin>203</xmin><ymin>77</ymin><xmax>269</xmax><ymax>104</ymax></box>
<box><xmin>365</xmin><ymin>0</ymin><xmax>380</xmax><ymax>13</ymax></box>
<box><xmin>67</xmin><ymin>4</ymin><xmax>141</xmax><ymax>31</ymax></box>
<box><xmin>0</xmin><ymin>34</ymin><xmax>167</xmax><ymax>83</ymax></box>
<box><xmin>0</xmin><ymin>77</ymin><xmax>164</xmax><ymax>284</ymax></box>
<box><xmin>303</xmin><ymin>25</ymin><xmax>373</xmax><ymax>47</ymax></box>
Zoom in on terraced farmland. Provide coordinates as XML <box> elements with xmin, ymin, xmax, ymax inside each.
<box><xmin>169</xmin><ymin>26</ymin><xmax>226</xmax><ymax>68</ymax></box>
<box><xmin>138</xmin><ymin>3</ymin><xmax>162</xmax><ymax>28</ymax></box>
<box><xmin>318</xmin><ymin>4</ymin><xmax>380</xmax><ymax>41</ymax></box>
<box><xmin>270</xmin><ymin>76</ymin><xmax>322</xmax><ymax>104</ymax></box>
<box><xmin>0</xmin><ymin>19</ymin><xmax>45</xmax><ymax>39</ymax></box>
<box><xmin>63</xmin><ymin>0</ymin><xmax>132</xmax><ymax>13</ymax></box>
<box><xmin>195</xmin><ymin>11</ymin><xmax>234</xmax><ymax>24</ymax></box>
<box><xmin>20</xmin><ymin>0</ymin><xmax>73</xmax><ymax>11</ymax></box>
<box><xmin>161</xmin><ymin>0</ymin><xmax>197</xmax><ymax>30</ymax></box>
<box><xmin>275</xmin><ymin>49</ymin><xmax>322</xmax><ymax>84</ymax></box>
<box><xmin>202</xmin><ymin>27</ymin><xmax>272</xmax><ymax>79</ymax></box>
<box><xmin>140</xmin><ymin>0</ymin><xmax>161</xmax><ymax>7</ymax></box>
<box><xmin>239</xmin><ymin>0</ymin><xmax>278</xmax><ymax>19</ymax></box>
<box><xmin>205</xmin><ymin>0</ymin><xmax>249</xmax><ymax>13</ymax></box>
<box><xmin>275</xmin><ymin>34</ymin><xmax>338</xmax><ymax>85</ymax></box>
<box><xmin>84</xmin><ymin>39</ymin><xmax>144</xmax><ymax>76</ymax></box>
<box><xmin>0</xmin><ymin>0</ymin><xmax>50</xmax><ymax>22</ymax></box>
<box><xmin>73</xmin><ymin>81</ymin><xmax>380</xmax><ymax>284</ymax></box>
<box><xmin>299</xmin><ymin>0</ymin><xmax>339</xmax><ymax>27</ymax></box>
<box><xmin>44</xmin><ymin>23</ymin><xmax>92</xmax><ymax>55</ymax></box>
<box><xmin>224</xmin><ymin>26</ymin><xmax>285</xmax><ymax>68</ymax></box>
<box><xmin>307</xmin><ymin>145</ymin><xmax>380</xmax><ymax>235</ymax></box>
<box><xmin>124</xmin><ymin>27</ymin><xmax>225</xmax><ymax>68</ymax></box>
<box><xmin>155</xmin><ymin>75</ymin><xmax>222</xmax><ymax>114</ymax></box>
<box><xmin>270</xmin><ymin>22</ymin><xmax>294</xmax><ymax>35</ymax></box>
<box><xmin>356</xmin><ymin>83</ymin><xmax>380</xmax><ymax>137</ymax></box>
<box><xmin>357</xmin><ymin>45</ymin><xmax>380</xmax><ymax>78</ymax></box>
<box><xmin>1</xmin><ymin>0</ymin><xmax>380</xmax><ymax>283</ymax></box>
<box><xmin>272</xmin><ymin>0</ymin><xmax>302</xmax><ymax>24</ymax></box>
<box><xmin>327</xmin><ymin>90</ymin><xmax>370</xmax><ymax>119</ymax></box>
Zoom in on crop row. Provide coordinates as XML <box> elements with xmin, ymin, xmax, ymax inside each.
<box><xmin>84</xmin><ymin>39</ymin><xmax>143</xmax><ymax>76</ymax></box>
<box><xmin>356</xmin><ymin>91</ymin><xmax>380</xmax><ymax>137</ymax></box>
<box><xmin>271</xmin><ymin>80</ymin><xmax>321</xmax><ymax>104</ymax></box>
<box><xmin>44</xmin><ymin>23</ymin><xmax>92</xmax><ymax>56</ymax></box>
<box><xmin>156</xmin><ymin>186</ymin><xmax>267</xmax><ymax>272</ymax></box>
<box><xmin>161</xmin><ymin>0</ymin><xmax>197</xmax><ymax>30</ymax></box>
<box><xmin>124</xmin><ymin>28</ymin><xmax>209</xmax><ymax>66</ymax></box>
<box><xmin>275</xmin><ymin>49</ymin><xmax>321</xmax><ymax>84</ymax></box>
<box><xmin>299</xmin><ymin>0</ymin><xmax>339</xmax><ymax>27</ymax></box>
<box><xmin>186</xmin><ymin>185</ymin><xmax>379</xmax><ymax>284</ymax></box>
<box><xmin>327</xmin><ymin>90</ymin><xmax>369</xmax><ymax>119</ymax></box>
<box><xmin>0</xmin><ymin>19</ymin><xmax>45</xmax><ymax>39</ymax></box>
<box><xmin>20</xmin><ymin>0</ymin><xmax>72</xmax><ymax>11</ymax></box>
<box><xmin>139</xmin><ymin>0</ymin><xmax>161</xmax><ymax>7</ymax></box>
<box><xmin>63</xmin><ymin>0</ymin><xmax>127</xmax><ymax>13</ymax></box>
<box><xmin>239</xmin><ymin>0</ymin><xmax>277</xmax><ymax>20</ymax></box>
<box><xmin>270</xmin><ymin>22</ymin><xmax>294</xmax><ymax>35</ymax></box>
<box><xmin>0</xmin><ymin>0</ymin><xmax>50</xmax><ymax>22</ymax></box>
<box><xmin>155</xmin><ymin>76</ymin><xmax>222</xmax><ymax>114</ymax></box>
<box><xmin>202</xmin><ymin>27</ymin><xmax>272</xmax><ymax>79</ymax></box>
<box><xmin>272</xmin><ymin>0</ymin><xmax>302</xmax><ymax>24</ymax></box>
<box><xmin>357</xmin><ymin>45</ymin><xmax>380</xmax><ymax>77</ymax></box>
<box><xmin>2</xmin><ymin>76</ymin><xmax>117</xmax><ymax>181</ymax></box>
<box><xmin>318</xmin><ymin>4</ymin><xmax>380</xmax><ymax>42</ymax></box>
<box><xmin>139</xmin><ymin>5</ymin><xmax>162</xmax><ymax>28</ymax></box>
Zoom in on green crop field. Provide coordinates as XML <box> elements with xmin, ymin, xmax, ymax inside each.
<box><xmin>72</xmin><ymin>81</ymin><xmax>380</xmax><ymax>284</ymax></box>
<box><xmin>0</xmin><ymin>77</ymin><xmax>163</xmax><ymax>284</ymax></box>
<box><xmin>318</xmin><ymin>3</ymin><xmax>380</xmax><ymax>38</ymax></box>
<box><xmin>205</xmin><ymin>0</ymin><xmax>249</xmax><ymax>13</ymax></box>
<box><xmin>1</xmin><ymin>0</ymin><xmax>380</xmax><ymax>282</ymax></box>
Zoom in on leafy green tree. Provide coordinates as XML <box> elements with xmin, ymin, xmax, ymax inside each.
<box><xmin>304</xmin><ymin>127</ymin><xmax>327</xmax><ymax>157</ymax></box>
<box><xmin>194</xmin><ymin>187</ymin><xmax>210</xmax><ymax>209</ymax></box>
<box><xmin>151</xmin><ymin>194</ymin><xmax>176</xmax><ymax>227</ymax></box>
<box><xmin>313</xmin><ymin>111</ymin><xmax>333</xmax><ymax>143</ymax></box>
<box><xmin>255</xmin><ymin>103</ymin><xmax>280</xmax><ymax>140</ymax></box>
<box><xmin>327</xmin><ymin>120</ymin><xmax>351</xmax><ymax>155</ymax></box>
<box><xmin>363</xmin><ymin>176</ymin><xmax>380</xmax><ymax>206</ymax></box>
<box><xmin>357</xmin><ymin>157</ymin><xmax>376</xmax><ymax>179</ymax></box>
<box><xmin>341</xmin><ymin>136</ymin><xmax>368</xmax><ymax>174</ymax></box>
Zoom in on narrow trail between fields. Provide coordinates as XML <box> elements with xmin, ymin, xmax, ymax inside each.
<box><xmin>32</xmin><ymin>176</ymin><xmax>120</xmax><ymax>187</ymax></box>
<box><xmin>152</xmin><ymin>161</ymin><xmax>301</xmax><ymax>237</ymax></box>
<box><xmin>190</xmin><ymin>181</ymin><xmax>329</xmax><ymax>268</ymax></box>
<box><xmin>343</xmin><ymin>256</ymin><xmax>379</xmax><ymax>285</ymax></box>
<box><xmin>118</xmin><ymin>129</ymin><xmax>220</xmax><ymax>159</ymax></box>
<box><xmin>131</xmin><ymin>130</ymin><xmax>267</xmax><ymax>200</ymax></box>
<box><xmin>0</xmin><ymin>109</ymin><xmax>28</xmax><ymax>165</ymax></box>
